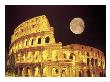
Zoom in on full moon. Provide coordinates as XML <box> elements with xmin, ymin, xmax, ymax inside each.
<box><xmin>70</xmin><ymin>17</ymin><xmax>85</xmax><ymax>34</ymax></box>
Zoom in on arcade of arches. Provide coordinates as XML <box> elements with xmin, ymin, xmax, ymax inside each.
<box><xmin>8</xmin><ymin>15</ymin><xmax>106</xmax><ymax>77</ymax></box>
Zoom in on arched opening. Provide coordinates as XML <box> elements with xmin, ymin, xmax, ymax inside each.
<box><xmin>52</xmin><ymin>68</ymin><xmax>58</xmax><ymax>77</ymax></box>
<box><xmin>100</xmin><ymin>71</ymin><xmax>105</xmax><ymax>77</ymax></box>
<box><xmin>95</xmin><ymin>59</ymin><xmax>98</xmax><ymax>66</ymax></box>
<box><xmin>91</xmin><ymin>58</ymin><xmax>94</xmax><ymax>66</ymax></box>
<box><xmin>91</xmin><ymin>48</ymin><xmax>93</xmax><ymax>51</ymax></box>
<box><xmin>69</xmin><ymin>53</ymin><xmax>74</xmax><ymax>60</ymax></box>
<box><xmin>101</xmin><ymin>61</ymin><xmax>102</xmax><ymax>67</ymax></box>
<box><xmin>45</xmin><ymin>36</ymin><xmax>50</xmax><ymax>43</ymax></box>
<box><xmin>15</xmin><ymin>67</ymin><xmax>18</xmax><ymax>76</ymax></box>
<box><xmin>87</xmin><ymin>52</ymin><xmax>89</xmax><ymax>56</ymax></box>
<box><xmin>61</xmin><ymin>67</ymin><xmax>67</xmax><ymax>77</ymax></box>
<box><xmin>55</xmin><ymin>69</ymin><xmax>58</xmax><ymax>73</ymax></box>
<box><xmin>81</xmin><ymin>70</ymin><xmax>84</xmax><ymax>77</ymax></box>
<box><xmin>31</xmin><ymin>39</ymin><xmax>34</xmax><ymax>45</ymax></box>
<box><xmin>79</xmin><ymin>71</ymin><xmax>81</xmax><ymax>77</ymax></box>
<box><xmin>100</xmin><ymin>72</ymin><xmax>102</xmax><ymax>77</ymax></box>
<box><xmin>87</xmin><ymin>58</ymin><xmax>89</xmax><ymax>66</ymax></box>
<box><xmin>82</xmin><ymin>46</ymin><xmax>84</xmax><ymax>49</ymax></box>
<box><xmin>38</xmin><ymin>37</ymin><xmax>41</xmax><ymax>44</ymax></box>
<box><xmin>63</xmin><ymin>53</ymin><xmax>66</xmax><ymax>59</ymax></box>
<box><xmin>26</xmin><ymin>67</ymin><xmax>31</xmax><ymax>77</ymax></box>
<box><xmin>79</xmin><ymin>70</ymin><xmax>84</xmax><ymax>77</ymax></box>
<box><xmin>21</xmin><ymin>29</ymin><xmax>23</xmax><ymax>32</ymax></box>
<box><xmin>87</xmin><ymin>69</ymin><xmax>91</xmax><ymax>77</ymax></box>
<box><xmin>19</xmin><ymin>67</ymin><xmax>23</xmax><ymax>76</ymax></box>
<box><xmin>26</xmin><ymin>40</ymin><xmax>28</xmax><ymax>46</ymax></box>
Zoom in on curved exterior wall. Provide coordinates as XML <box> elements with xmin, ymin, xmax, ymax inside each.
<box><xmin>8</xmin><ymin>15</ymin><xmax>106</xmax><ymax>77</ymax></box>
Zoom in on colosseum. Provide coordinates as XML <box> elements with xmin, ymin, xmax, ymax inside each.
<box><xmin>7</xmin><ymin>15</ymin><xmax>106</xmax><ymax>77</ymax></box>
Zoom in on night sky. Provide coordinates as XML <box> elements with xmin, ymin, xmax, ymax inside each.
<box><xmin>5</xmin><ymin>5</ymin><xmax>106</xmax><ymax>56</ymax></box>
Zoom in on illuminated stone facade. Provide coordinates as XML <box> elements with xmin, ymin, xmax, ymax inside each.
<box><xmin>8</xmin><ymin>15</ymin><xmax>106</xmax><ymax>77</ymax></box>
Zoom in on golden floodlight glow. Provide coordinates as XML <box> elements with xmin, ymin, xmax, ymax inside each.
<box><xmin>6</xmin><ymin>15</ymin><xmax>105</xmax><ymax>77</ymax></box>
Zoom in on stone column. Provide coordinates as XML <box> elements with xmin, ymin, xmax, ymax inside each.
<box><xmin>69</xmin><ymin>66</ymin><xmax>72</xmax><ymax>77</ymax></box>
<box><xmin>67</xmin><ymin>66</ymin><xmax>71</xmax><ymax>77</ymax></box>
<box><xmin>75</xmin><ymin>67</ymin><xmax>79</xmax><ymax>77</ymax></box>
<box><xmin>48</xmin><ymin>66</ymin><xmax>51</xmax><ymax>77</ymax></box>
<box><xmin>89</xmin><ymin>58</ymin><xmax>91</xmax><ymax>67</ymax></box>
<box><xmin>84</xmin><ymin>69</ymin><xmax>87</xmax><ymax>77</ymax></box>
<box><xmin>38</xmin><ymin>67</ymin><xmax>40</xmax><ymax>77</ymax></box>
<box><xmin>22</xmin><ymin>67</ymin><xmax>26</xmax><ymax>77</ymax></box>
<box><xmin>38</xmin><ymin>66</ymin><xmax>43</xmax><ymax>77</ymax></box>
<box><xmin>48</xmin><ymin>49</ymin><xmax>52</xmax><ymax>61</ymax></box>
<box><xmin>58</xmin><ymin>66</ymin><xmax>61</xmax><ymax>77</ymax></box>
<box><xmin>39</xmin><ymin>51</ymin><xmax>43</xmax><ymax>77</ymax></box>
<box><xmin>50</xmin><ymin>66</ymin><xmax>52</xmax><ymax>77</ymax></box>
<box><xmin>18</xmin><ymin>68</ymin><xmax>20</xmax><ymax>76</ymax></box>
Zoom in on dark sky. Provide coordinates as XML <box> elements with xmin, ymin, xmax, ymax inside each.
<box><xmin>5</xmin><ymin>5</ymin><xmax>106</xmax><ymax>56</ymax></box>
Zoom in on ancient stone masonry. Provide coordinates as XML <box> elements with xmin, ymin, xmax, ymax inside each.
<box><xmin>8</xmin><ymin>15</ymin><xmax>106</xmax><ymax>77</ymax></box>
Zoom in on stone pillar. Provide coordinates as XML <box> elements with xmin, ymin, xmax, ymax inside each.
<box><xmin>23</xmin><ymin>54</ymin><xmax>25</xmax><ymax>63</ymax></box>
<box><xmin>48</xmin><ymin>66</ymin><xmax>51</xmax><ymax>77</ymax></box>
<box><xmin>75</xmin><ymin>67</ymin><xmax>79</xmax><ymax>77</ymax></box>
<box><xmin>58</xmin><ymin>50</ymin><xmax>62</xmax><ymax>60</ymax></box>
<box><xmin>72</xmin><ymin>66</ymin><xmax>75</xmax><ymax>76</ymax></box>
<box><xmin>18</xmin><ymin>68</ymin><xmax>20</xmax><ymax>76</ymax></box>
<box><xmin>89</xmin><ymin>58</ymin><xmax>91</xmax><ymax>67</ymax></box>
<box><xmin>58</xmin><ymin>66</ymin><xmax>61</xmax><ymax>77</ymax></box>
<box><xmin>38</xmin><ymin>67</ymin><xmax>40</xmax><ymax>77</ymax></box>
<box><xmin>38</xmin><ymin>66</ymin><xmax>43</xmax><ymax>77</ymax></box>
<box><xmin>28</xmin><ymin>68</ymin><xmax>32</xmax><ymax>77</ymax></box>
<box><xmin>50</xmin><ymin>66</ymin><xmax>52</xmax><ymax>77</ymax></box>
<box><xmin>39</xmin><ymin>51</ymin><xmax>43</xmax><ymax>77</ymax></box>
<box><xmin>48</xmin><ymin>49</ymin><xmax>52</xmax><ymax>61</ymax></box>
<box><xmin>69</xmin><ymin>66</ymin><xmax>72</xmax><ymax>77</ymax></box>
<box><xmin>84</xmin><ymin>69</ymin><xmax>87</xmax><ymax>77</ymax></box>
<box><xmin>42</xmin><ymin>36</ymin><xmax>45</xmax><ymax>44</ymax></box>
<box><xmin>22</xmin><ymin>67</ymin><xmax>26</xmax><ymax>77</ymax></box>
<box><xmin>66</xmin><ymin>67</ymin><xmax>69</xmax><ymax>77</ymax></box>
